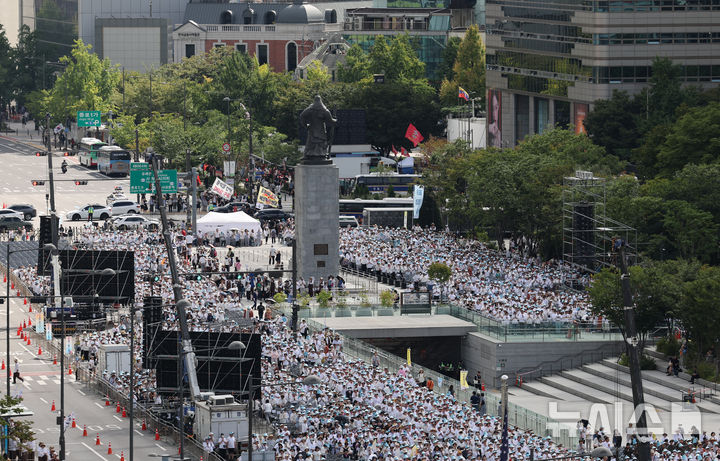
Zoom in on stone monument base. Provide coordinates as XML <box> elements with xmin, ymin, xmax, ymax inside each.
<box><xmin>295</xmin><ymin>163</ymin><xmax>339</xmax><ymax>282</ymax></box>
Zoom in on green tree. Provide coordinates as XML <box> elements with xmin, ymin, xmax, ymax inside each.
<box><xmin>338</xmin><ymin>35</ymin><xmax>426</xmax><ymax>83</ymax></box>
<box><xmin>27</xmin><ymin>40</ymin><xmax>120</xmax><ymax>127</ymax></box>
<box><xmin>0</xmin><ymin>395</ymin><xmax>35</xmax><ymax>450</ymax></box>
<box><xmin>662</xmin><ymin>200</ymin><xmax>718</xmax><ymax>262</ymax></box>
<box><xmin>646</xmin><ymin>57</ymin><xmax>684</xmax><ymax>127</ymax></box>
<box><xmin>428</xmin><ymin>261</ymin><xmax>452</xmax><ymax>284</ymax></box>
<box><xmin>11</xmin><ymin>25</ymin><xmax>42</xmax><ymax>108</ymax></box>
<box><xmin>337</xmin><ymin>44</ymin><xmax>371</xmax><ymax>83</ymax></box>
<box><xmin>680</xmin><ymin>266</ymin><xmax>720</xmax><ymax>360</ymax></box>
<box><xmin>0</xmin><ymin>25</ymin><xmax>13</xmax><ymax>111</ymax></box>
<box><xmin>584</xmin><ymin>91</ymin><xmax>642</xmax><ymax>160</ymax></box>
<box><xmin>437</xmin><ymin>36</ymin><xmax>461</xmax><ymax>82</ymax></box>
<box><xmin>451</xmin><ymin>25</ymin><xmax>485</xmax><ymax>107</ymax></box>
<box><xmin>655</xmin><ymin>102</ymin><xmax>720</xmax><ymax>175</ymax></box>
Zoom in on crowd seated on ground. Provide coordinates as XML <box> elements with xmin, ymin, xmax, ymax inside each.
<box><xmin>340</xmin><ymin>226</ymin><xmax>593</xmax><ymax>324</ymax></box>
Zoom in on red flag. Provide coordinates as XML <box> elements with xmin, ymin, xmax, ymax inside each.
<box><xmin>391</xmin><ymin>145</ymin><xmax>399</xmax><ymax>156</ymax></box>
<box><xmin>401</xmin><ymin>147</ymin><xmax>409</xmax><ymax>157</ymax></box>
<box><xmin>405</xmin><ymin>123</ymin><xmax>424</xmax><ymax>147</ymax></box>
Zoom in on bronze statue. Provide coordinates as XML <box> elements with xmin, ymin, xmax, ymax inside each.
<box><xmin>300</xmin><ymin>95</ymin><xmax>336</xmax><ymax>164</ymax></box>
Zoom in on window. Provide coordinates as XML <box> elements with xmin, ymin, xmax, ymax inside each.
<box><xmin>235</xmin><ymin>43</ymin><xmax>247</xmax><ymax>53</ymax></box>
<box><xmin>257</xmin><ymin>44</ymin><xmax>268</xmax><ymax>65</ymax></box>
<box><xmin>185</xmin><ymin>44</ymin><xmax>195</xmax><ymax>58</ymax></box>
<box><xmin>214</xmin><ymin>43</ymin><xmax>226</xmax><ymax>48</ymax></box>
<box><xmin>286</xmin><ymin>42</ymin><xmax>297</xmax><ymax>72</ymax></box>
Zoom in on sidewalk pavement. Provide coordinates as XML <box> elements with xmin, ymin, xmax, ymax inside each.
<box><xmin>0</xmin><ymin>120</ymin><xmax>47</xmax><ymax>150</ymax></box>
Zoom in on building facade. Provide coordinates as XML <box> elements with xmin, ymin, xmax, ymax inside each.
<box><xmin>173</xmin><ymin>1</ymin><xmax>361</xmax><ymax>72</ymax></box>
<box><xmin>343</xmin><ymin>0</ymin><xmax>478</xmax><ymax>80</ymax></box>
<box><xmin>485</xmin><ymin>0</ymin><xmax>720</xmax><ymax>147</ymax></box>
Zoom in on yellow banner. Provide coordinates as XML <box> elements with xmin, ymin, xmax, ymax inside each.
<box><xmin>460</xmin><ymin>370</ymin><xmax>469</xmax><ymax>389</ymax></box>
<box><xmin>406</xmin><ymin>347</ymin><xmax>411</xmax><ymax>366</ymax></box>
<box><xmin>256</xmin><ymin>186</ymin><xmax>279</xmax><ymax>208</ymax></box>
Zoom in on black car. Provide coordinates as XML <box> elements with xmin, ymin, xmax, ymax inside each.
<box><xmin>8</xmin><ymin>204</ymin><xmax>37</xmax><ymax>220</ymax></box>
<box><xmin>214</xmin><ymin>202</ymin><xmax>251</xmax><ymax>214</ymax></box>
<box><xmin>0</xmin><ymin>216</ymin><xmax>33</xmax><ymax>232</ymax></box>
<box><xmin>254</xmin><ymin>208</ymin><xmax>291</xmax><ymax>221</ymax></box>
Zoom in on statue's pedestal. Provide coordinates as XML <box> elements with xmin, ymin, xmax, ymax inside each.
<box><xmin>295</xmin><ymin>163</ymin><xmax>339</xmax><ymax>282</ymax></box>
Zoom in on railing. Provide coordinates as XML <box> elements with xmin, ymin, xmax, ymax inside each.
<box><xmin>304</xmin><ymin>318</ymin><xmax>580</xmax><ymax>449</ymax></box>
<box><xmin>343</xmin><ymin>20</ymin><xmax>431</xmax><ymax>32</ymax></box>
<box><xmin>515</xmin><ymin>347</ymin><xmax>621</xmax><ymax>384</ymax></box>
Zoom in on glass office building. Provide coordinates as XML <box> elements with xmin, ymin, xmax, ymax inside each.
<box><xmin>485</xmin><ymin>0</ymin><xmax>720</xmax><ymax>146</ymax></box>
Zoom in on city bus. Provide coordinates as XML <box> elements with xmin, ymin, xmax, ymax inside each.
<box><xmin>350</xmin><ymin>173</ymin><xmax>420</xmax><ymax>195</ymax></box>
<box><xmin>96</xmin><ymin>145</ymin><xmax>131</xmax><ymax>177</ymax></box>
<box><xmin>339</xmin><ymin>198</ymin><xmax>414</xmax><ymax>221</ymax></box>
<box><xmin>78</xmin><ymin>137</ymin><xmax>108</xmax><ymax>168</ymax></box>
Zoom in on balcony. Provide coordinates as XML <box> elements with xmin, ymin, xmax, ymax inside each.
<box><xmin>343</xmin><ymin>19</ymin><xmax>430</xmax><ymax>32</ymax></box>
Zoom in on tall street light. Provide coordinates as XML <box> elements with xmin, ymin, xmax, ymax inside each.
<box><xmin>223</xmin><ymin>97</ymin><xmax>254</xmax><ymax>192</ymax></box>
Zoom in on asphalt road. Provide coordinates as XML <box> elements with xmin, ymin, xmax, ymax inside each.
<box><xmin>0</xmin><ymin>276</ymin><xmax>172</xmax><ymax>459</ymax></box>
<box><xmin>0</xmin><ymin>134</ymin><xmax>174</xmax><ymax>459</ymax></box>
<box><xmin>0</xmin><ymin>136</ymin><xmax>130</xmax><ymax>227</ymax></box>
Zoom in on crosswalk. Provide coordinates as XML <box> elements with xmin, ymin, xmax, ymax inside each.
<box><xmin>19</xmin><ymin>375</ymin><xmax>62</xmax><ymax>386</ymax></box>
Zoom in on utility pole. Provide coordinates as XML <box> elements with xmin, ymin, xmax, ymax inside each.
<box><xmin>191</xmin><ymin>167</ymin><xmax>198</xmax><ymax>235</ymax></box>
<box><xmin>292</xmin><ymin>239</ymin><xmax>298</xmax><ymax>331</ymax></box>
<box><xmin>185</xmin><ymin>149</ymin><xmax>192</xmax><ymax>230</ymax></box>
<box><xmin>616</xmin><ymin>239</ymin><xmax>650</xmax><ymax>461</ymax></box>
<box><xmin>129</xmin><ymin>303</ymin><xmax>135</xmax><ymax>461</ymax></box>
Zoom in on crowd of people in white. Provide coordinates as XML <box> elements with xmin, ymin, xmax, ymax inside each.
<box><xmin>10</xmin><ymin>224</ymin><xmax>713</xmax><ymax>460</ymax></box>
<box><xmin>340</xmin><ymin>226</ymin><xmax>594</xmax><ymax>324</ymax></box>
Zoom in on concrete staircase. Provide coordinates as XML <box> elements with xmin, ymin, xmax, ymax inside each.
<box><xmin>521</xmin><ymin>350</ymin><xmax>720</xmax><ymax>416</ymax></box>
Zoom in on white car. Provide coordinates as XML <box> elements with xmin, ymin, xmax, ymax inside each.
<box><xmin>0</xmin><ymin>209</ymin><xmax>25</xmax><ymax>220</ymax></box>
<box><xmin>113</xmin><ymin>215</ymin><xmax>159</xmax><ymax>230</ymax></box>
<box><xmin>65</xmin><ymin>204</ymin><xmax>111</xmax><ymax>221</ymax></box>
<box><xmin>110</xmin><ymin>200</ymin><xmax>140</xmax><ymax>215</ymax></box>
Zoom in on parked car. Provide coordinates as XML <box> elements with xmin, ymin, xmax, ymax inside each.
<box><xmin>113</xmin><ymin>215</ymin><xmax>159</xmax><ymax>230</ymax></box>
<box><xmin>0</xmin><ymin>209</ymin><xmax>25</xmax><ymax>220</ymax></box>
<box><xmin>8</xmin><ymin>204</ymin><xmax>37</xmax><ymax>220</ymax></box>
<box><xmin>110</xmin><ymin>200</ymin><xmax>140</xmax><ymax>215</ymax></box>
<box><xmin>214</xmin><ymin>202</ymin><xmax>251</xmax><ymax>214</ymax></box>
<box><xmin>65</xmin><ymin>204</ymin><xmax>111</xmax><ymax>221</ymax></box>
<box><xmin>254</xmin><ymin>208</ymin><xmax>291</xmax><ymax>221</ymax></box>
<box><xmin>0</xmin><ymin>216</ymin><xmax>33</xmax><ymax>232</ymax></box>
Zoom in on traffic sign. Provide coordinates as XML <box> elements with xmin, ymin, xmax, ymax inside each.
<box><xmin>130</xmin><ymin>167</ymin><xmax>178</xmax><ymax>194</ymax></box>
<box><xmin>222</xmin><ymin>143</ymin><xmax>231</xmax><ymax>153</ymax></box>
<box><xmin>77</xmin><ymin>111</ymin><xmax>101</xmax><ymax>127</ymax></box>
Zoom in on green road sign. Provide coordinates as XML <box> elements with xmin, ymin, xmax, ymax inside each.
<box><xmin>77</xmin><ymin>111</ymin><xmax>102</xmax><ymax>127</ymax></box>
<box><xmin>130</xmin><ymin>165</ymin><xmax>178</xmax><ymax>194</ymax></box>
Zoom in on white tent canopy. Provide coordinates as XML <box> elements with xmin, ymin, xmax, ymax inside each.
<box><xmin>196</xmin><ymin>211</ymin><xmax>262</xmax><ymax>235</ymax></box>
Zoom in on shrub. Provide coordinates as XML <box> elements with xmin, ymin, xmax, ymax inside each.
<box><xmin>656</xmin><ymin>336</ymin><xmax>681</xmax><ymax>357</ymax></box>
<box><xmin>273</xmin><ymin>292</ymin><xmax>287</xmax><ymax>305</ymax></box>
<box><xmin>695</xmin><ymin>362</ymin><xmax>717</xmax><ymax>381</ymax></box>
<box><xmin>618</xmin><ymin>353</ymin><xmax>657</xmax><ymax>370</ymax></box>
<box><xmin>317</xmin><ymin>290</ymin><xmax>332</xmax><ymax>307</ymax></box>
<box><xmin>380</xmin><ymin>289</ymin><xmax>395</xmax><ymax>307</ymax></box>
<box><xmin>360</xmin><ymin>291</ymin><xmax>371</xmax><ymax>307</ymax></box>
<box><xmin>299</xmin><ymin>294</ymin><xmax>311</xmax><ymax>308</ymax></box>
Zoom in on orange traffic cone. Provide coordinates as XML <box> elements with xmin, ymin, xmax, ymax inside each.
<box><xmin>155</xmin><ymin>428</ymin><xmax>160</xmax><ymax>440</ymax></box>
<box><xmin>1</xmin><ymin>360</ymin><xmax>5</xmax><ymax>370</ymax></box>
<box><xmin>11</xmin><ymin>282</ymin><xmax>14</xmax><ymax>290</ymax></box>
<box><xmin>96</xmin><ymin>434</ymin><xmax>101</xmax><ymax>445</ymax></box>
<box><xmin>107</xmin><ymin>443</ymin><xmax>112</xmax><ymax>455</ymax></box>
<box><xmin>51</xmin><ymin>400</ymin><xmax>56</xmax><ymax>411</ymax></box>
<box><xmin>120</xmin><ymin>451</ymin><xmax>125</xmax><ymax>461</ymax></box>
<box><xmin>122</xmin><ymin>407</ymin><xmax>127</xmax><ymax>418</ymax></box>
<box><xmin>53</xmin><ymin>355</ymin><xmax>57</xmax><ymax>365</ymax></box>
<box><xmin>116</xmin><ymin>402</ymin><xmax>121</xmax><ymax>413</ymax></box>
<box><xmin>71</xmin><ymin>417</ymin><xmax>76</xmax><ymax>428</ymax></box>
<box><xmin>22</xmin><ymin>321</ymin><xmax>26</xmax><ymax>329</ymax></box>
<box><xmin>38</xmin><ymin>346</ymin><xmax>42</xmax><ymax>355</ymax></box>
<box><xmin>83</xmin><ymin>425</ymin><xmax>88</xmax><ymax>437</ymax></box>
<box><xmin>142</xmin><ymin>420</ymin><xmax>147</xmax><ymax>431</ymax></box>
<box><xmin>105</xmin><ymin>395</ymin><xmax>110</xmax><ymax>406</ymax></box>
<box><xmin>28</xmin><ymin>304</ymin><xmax>31</xmax><ymax>313</ymax></box>
<box><xmin>26</xmin><ymin>337</ymin><xmax>31</xmax><ymax>346</ymax></box>
<box><xmin>67</xmin><ymin>366</ymin><xmax>72</xmax><ymax>375</ymax></box>
<box><xmin>27</xmin><ymin>317</ymin><xmax>31</xmax><ymax>326</ymax></box>
<box><xmin>23</xmin><ymin>298</ymin><xmax>27</xmax><ymax>305</ymax></box>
